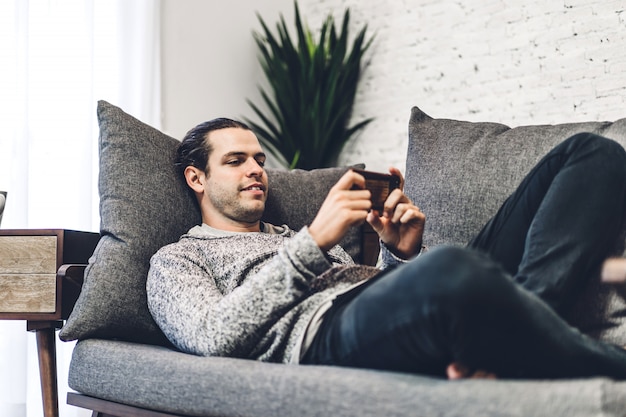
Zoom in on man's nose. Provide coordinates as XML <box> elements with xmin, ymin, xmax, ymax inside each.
<box><xmin>246</xmin><ymin>159</ymin><xmax>264</xmax><ymax>176</ymax></box>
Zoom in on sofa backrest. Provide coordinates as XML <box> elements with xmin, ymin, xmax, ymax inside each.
<box><xmin>61</xmin><ymin>101</ymin><xmax>626</xmax><ymax>346</ymax></box>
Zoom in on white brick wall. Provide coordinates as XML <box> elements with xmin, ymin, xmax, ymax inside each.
<box><xmin>299</xmin><ymin>0</ymin><xmax>626</xmax><ymax>172</ymax></box>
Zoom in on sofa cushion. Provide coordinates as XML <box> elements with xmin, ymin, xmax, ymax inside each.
<box><xmin>405</xmin><ymin>106</ymin><xmax>626</xmax><ymax>247</ymax></box>
<box><xmin>404</xmin><ymin>106</ymin><xmax>626</xmax><ymax>344</ymax></box>
<box><xmin>68</xmin><ymin>339</ymin><xmax>626</xmax><ymax>417</ymax></box>
<box><xmin>60</xmin><ymin>101</ymin><xmax>363</xmax><ymax>344</ymax></box>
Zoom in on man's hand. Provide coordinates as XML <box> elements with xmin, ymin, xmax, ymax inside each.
<box><xmin>367</xmin><ymin>167</ymin><xmax>425</xmax><ymax>259</ymax></box>
<box><xmin>309</xmin><ymin>170</ymin><xmax>372</xmax><ymax>251</ymax></box>
<box><xmin>446</xmin><ymin>362</ymin><xmax>497</xmax><ymax>380</ymax></box>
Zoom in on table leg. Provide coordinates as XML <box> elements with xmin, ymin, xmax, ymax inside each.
<box><xmin>28</xmin><ymin>321</ymin><xmax>61</xmax><ymax>417</ymax></box>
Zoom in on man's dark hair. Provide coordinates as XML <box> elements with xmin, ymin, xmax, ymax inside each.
<box><xmin>176</xmin><ymin>118</ymin><xmax>252</xmax><ymax>175</ymax></box>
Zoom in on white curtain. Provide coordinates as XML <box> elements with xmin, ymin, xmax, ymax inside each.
<box><xmin>0</xmin><ymin>1</ymin><xmax>161</xmax><ymax>416</ymax></box>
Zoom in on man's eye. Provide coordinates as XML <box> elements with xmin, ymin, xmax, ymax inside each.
<box><xmin>257</xmin><ymin>160</ymin><xmax>265</xmax><ymax>168</ymax></box>
<box><xmin>227</xmin><ymin>160</ymin><xmax>241</xmax><ymax>165</ymax></box>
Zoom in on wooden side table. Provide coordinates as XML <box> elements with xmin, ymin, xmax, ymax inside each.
<box><xmin>0</xmin><ymin>229</ymin><xmax>99</xmax><ymax>417</ymax></box>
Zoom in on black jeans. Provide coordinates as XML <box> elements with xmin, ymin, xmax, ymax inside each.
<box><xmin>302</xmin><ymin>133</ymin><xmax>626</xmax><ymax>379</ymax></box>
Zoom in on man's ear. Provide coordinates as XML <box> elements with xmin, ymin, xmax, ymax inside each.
<box><xmin>184</xmin><ymin>166</ymin><xmax>206</xmax><ymax>194</ymax></box>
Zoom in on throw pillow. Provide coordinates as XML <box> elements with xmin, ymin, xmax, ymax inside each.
<box><xmin>405</xmin><ymin>106</ymin><xmax>626</xmax><ymax>247</ymax></box>
<box><xmin>60</xmin><ymin>101</ymin><xmax>363</xmax><ymax>344</ymax></box>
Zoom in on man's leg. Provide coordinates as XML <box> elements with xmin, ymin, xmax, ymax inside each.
<box><xmin>302</xmin><ymin>246</ymin><xmax>626</xmax><ymax>379</ymax></box>
<box><xmin>468</xmin><ymin>133</ymin><xmax>626</xmax><ymax>313</ymax></box>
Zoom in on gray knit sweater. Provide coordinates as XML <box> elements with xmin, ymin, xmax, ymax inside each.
<box><xmin>147</xmin><ymin>223</ymin><xmax>396</xmax><ymax>363</ymax></box>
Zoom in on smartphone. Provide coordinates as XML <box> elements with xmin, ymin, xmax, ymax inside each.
<box><xmin>351</xmin><ymin>168</ymin><xmax>401</xmax><ymax>211</ymax></box>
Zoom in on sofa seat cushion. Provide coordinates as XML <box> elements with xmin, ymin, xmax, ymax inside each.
<box><xmin>404</xmin><ymin>106</ymin><xmax>626</xmax><ymax>344</ymax></box>
<box><xmin>68</xmin><ymin>339</ymin><xmax>626</xmax><ymax>417</ymax></box>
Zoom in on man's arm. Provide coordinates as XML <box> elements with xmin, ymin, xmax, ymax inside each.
<box><xmin>146</xmin><ymin>229</ymin><xmax>334</xmax><ymax>359</ymax></box>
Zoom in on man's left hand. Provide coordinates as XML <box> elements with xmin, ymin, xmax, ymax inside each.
<box><xmin>366</xmin><ymin>167</ymin><xmax>425</xmax><ymax>260</ymax></box>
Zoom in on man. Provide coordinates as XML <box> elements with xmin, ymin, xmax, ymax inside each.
<box><xmin>147</xmin><ymin>118</ymin><xmax>626</xmax><ymax>379</ymax></box>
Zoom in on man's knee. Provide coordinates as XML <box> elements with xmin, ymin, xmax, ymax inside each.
<box><xmin>411</xmin><ymin>246</ymin><xmax>513</xmax><ymax>304</ymax></box>
<box><xmin>566</xmin><ymin>132</ymin><xmax>626</xmax><ymax>165</ymax></box>
<box><xmin>561</xmin><ymin>133</ymin><xmax>626</xmax><ymax>189</ymax></box>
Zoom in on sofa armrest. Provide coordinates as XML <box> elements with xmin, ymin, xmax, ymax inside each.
<box><xmin>59</xmin><ymin>264</ymin><xmax>86</xmax><ymax>319</ymax></box>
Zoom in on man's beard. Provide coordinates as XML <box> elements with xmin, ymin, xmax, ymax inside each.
<box><xmin>208</xmin><ymin>191</ymin><xmax>265</xmax><ymax>225</ymax></box>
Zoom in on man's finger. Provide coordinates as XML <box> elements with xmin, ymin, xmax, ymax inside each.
<box><xmin>389</xmin><ymin>167</ymin><xmax>405</xmax><ymax>190</ymax></box>
<box><xmin>392</xmin><ymin>204</ymin><xmax>423</xmax><ymax>224</ymax></box>
<box><xmin>333</xmin><ymin>169</ymin><xmax>366</xmax><ymax>191</ymax></box>
<box><xmin>381</xmin><ymin>189</ymin><xmax>408</xmax><ymax>217</ymax></box>
<box><xmin>366</xmin><ymin>211</ymin><xmax>383</xmax><ymax>232</ymax></box>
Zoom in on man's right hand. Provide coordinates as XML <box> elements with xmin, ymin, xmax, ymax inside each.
<box><xmin>308</xmin><ymin>170</ymin><xmax>372</xmax><ymax>251</ymax></box>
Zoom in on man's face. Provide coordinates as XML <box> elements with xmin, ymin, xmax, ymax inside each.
<box><xmin>201</xmin><ymin>127</ymin><xmax>268</xmax><ymax>230</ymax></box>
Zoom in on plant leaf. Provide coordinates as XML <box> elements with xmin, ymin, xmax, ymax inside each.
<box><xmin>245</xmin><ymin>1</ymin><xmax>374</xmax><ymax>169</ymax></box>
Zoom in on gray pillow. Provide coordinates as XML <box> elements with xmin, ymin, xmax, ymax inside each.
<box><xmin>404</xmin><ymin>106</ymin><xmax>626</xmax><ymax>344</ymax></box>
<box><xmin>405</xmin><ymin>106</ymin><xmax>626</xmax><ymax>247</ymax></box>
<box><xmin>60</xmin><ymin>101</ymin><xmax>363</xmax><ymax>344</ymax></box>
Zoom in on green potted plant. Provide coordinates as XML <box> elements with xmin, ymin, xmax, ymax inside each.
<box><xmin>246</xmin><ymin>2</ymin><xmax>373</xmax><ymax>169</ymax></box>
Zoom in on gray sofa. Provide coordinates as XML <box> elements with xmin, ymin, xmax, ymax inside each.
<box><xmin>60</xmin><ymin>101</ymin><xmax>626</xmax><ymax>416</ymax></box>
